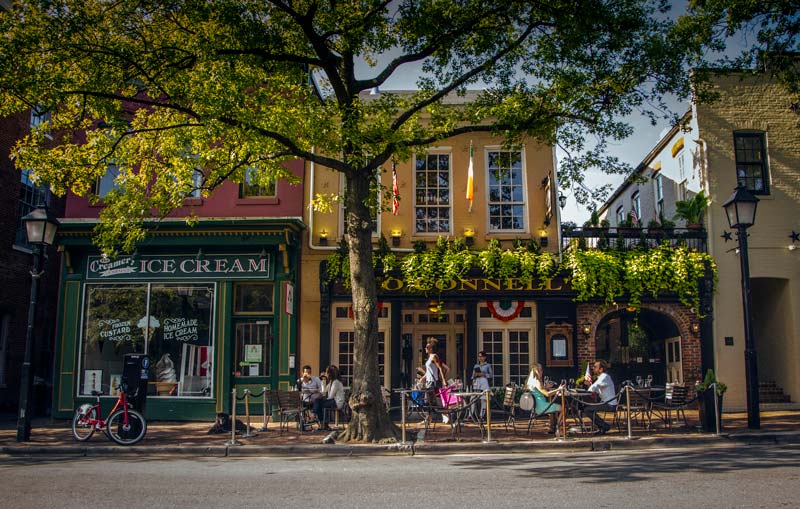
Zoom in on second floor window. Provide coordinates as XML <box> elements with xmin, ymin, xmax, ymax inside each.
<box><xmin>487</xmin><ymin>149</ymin><xmax>525</xmax><ymax>231</ymax></box>
<box><xmin>615</xmin><ymin>206</ymin><xmax>625</xmax><ymax>225</ymax></box>
<box><xmin>414</xmin><ymin>153</ymin><xmax>451</xmax><ymax>233</ymax></box>
<box><xmin>189</xmin><ymin>169</ymin><xmax>204</xmax><ymax>198</ymax></box>
<box><xmin>654</xmin><ymin>174</ymin><xmax>664</xmax><ymax>217</ymax></box>
<box><xmin>631</xmin><ymin>191</ymin><xmax>641</xmax><ymax>221</ymax></box>
<box><xmin>241</xmin><ymin>166</ymin><xmax>276</xmax><ymax>198</ymax></box>
<box><xmin>677</xmin><ymin>149</ymin><xmax>685</xmax><ymax>180</ymax></box>
<box><xmin>734</xmin><ymin>132</ymin><xmax>769</xmax><ymax>194</ymax></box>
<box><xmin>95</xmin><ymin>163</ymin><xmax>121</xmax><ymax>199</ymax></box>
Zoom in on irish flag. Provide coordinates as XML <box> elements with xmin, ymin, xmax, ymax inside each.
<box><xmin>466</xmin><ymin>141</ymin><xmax>474</xmax><ymax>212</ymax></box>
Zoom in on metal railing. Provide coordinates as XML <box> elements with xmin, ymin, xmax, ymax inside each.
<box><xmin>562</xmin><ymin>227</ymin><xmax>707</xmax><ymax>252</ymax></box>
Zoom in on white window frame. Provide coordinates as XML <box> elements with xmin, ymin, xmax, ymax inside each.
<box><xmin>654</xmin><ymin>174</ymin><xmax>664</xmax><ymax>216</ymax></box>
<box><xmin>241</xmin><ymin>166</ymin><xmax>277</xmax><ymax>198</ymax></box>
<box><xmin>96</xmin><ymin>163</ymin><xmax>121</xmax><ymax>198</ymax></box>
<box><xmin>332</xmin><ymin>303</ymin><xmax>390</xmax><ymax>387</ymax></box>
<box><xmin>677</xmin><ymin>149</ymin><xmax>685</xmax><ymax>181</ymax></box>
<box><xmin>631</xmin><ymin>191</ymin><xmax>641</xmax><ymax>220</ymax></box>
<box><xmin>615</xmin><ymin>205</ymin><xmax>625</xmax><ymax>225</ymax></box>
<box><xmin>413</xmin><ymin>148</ymin><xmax>453</xmax><ymax>235</ymax></box>
<box><xmin>477</xmin><ymin>303</ymin><xmax>536</xmax><ymax>386</ymax></box>
<box><xmin>485</xmin><ymin>147</ymin><xmax>528</xmax><ymax>233</ymax></box>
<box><xmin>189</xmin><ymin>169</ymin><xmax>204</xmax><ymax>198</ymax></box>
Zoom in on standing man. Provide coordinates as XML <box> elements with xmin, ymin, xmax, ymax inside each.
<box><xmin>583</xmin><ymin>359</ymin><xmax>617</xmax><ymax>434</ymax></box>
<box><xmin>473</xmin><ymin>351</ymin><xmax>493</xmax><ymax>386</ymax></box>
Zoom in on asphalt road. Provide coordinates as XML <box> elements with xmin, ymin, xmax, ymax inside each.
<box><xmin>3</xmin><ymin>444</ymin><xmax>799</xmax><ymax>508</ymax></box>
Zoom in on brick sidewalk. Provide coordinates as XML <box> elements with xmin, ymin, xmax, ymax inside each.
<box><xmin>1</xmin><ymin>410</ymin><xmax>798</xmax><ymax>450</ymax></box>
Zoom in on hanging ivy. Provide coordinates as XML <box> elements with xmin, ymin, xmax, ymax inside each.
<box><xmin>324</xmin><ymin>236</ymin><xmax>717</xmax><ymax>313</ymax></box>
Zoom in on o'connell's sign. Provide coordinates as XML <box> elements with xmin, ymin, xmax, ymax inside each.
<box><xmin>87</xmin><ymin>254</ymin><xmax>273</xmax><ymax>280</ymax></box>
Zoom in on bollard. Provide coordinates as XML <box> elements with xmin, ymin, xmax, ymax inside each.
<box><xmin>259</xmin><ymin>387</ymin><xmax>269</xmax><ymax>432</ymax></box>
<box><xmin>560</xmin><ymin>387</ymin><xmax>567</xmax><ymax>440</ymax></box>
<box><xmin>400</xmin><ymin>391</ymin><xmax>408</xmax><ymax>445</ymax></box>
<box><xmin>482</xmin><ymin>389</ymin><xmax>495</xmax><ymax>443</ymax></box>
<box><xmin>242</xmin><ymin>389</ymin><xmax>256</xmax><ymax>438</ymax></box>
<box><xmin>626</xmin><ymin>384</ymin><xmax>633</xmax><ymax>439</ymax></box>
<box><xmin>227</xmin><ymin>388</ymin><xmax>240</xmax><ymax>446</ymax></box>
<box><xmin>712</xmin><ymin>382</ymin><xmax>721</xmax><ymax>436</ymax></box>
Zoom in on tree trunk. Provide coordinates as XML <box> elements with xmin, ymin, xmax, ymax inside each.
<box><xmin>336</xmin><ymin>172</ymin><xmax>399</xmax><ymax>443</ymax></box>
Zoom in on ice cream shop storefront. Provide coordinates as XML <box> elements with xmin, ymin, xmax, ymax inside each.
<box><xmin>51</xmin><ymin>219</ymin><xmax>303</xmax><ymax>421</ymax></box>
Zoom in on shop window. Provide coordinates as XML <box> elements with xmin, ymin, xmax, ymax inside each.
<box><xmin>337</xmin><ymin>331</ymin><xmax>384</xmax><ymax>387</ymax></box>
<box><xmin>414</xmin><ymin>152</ymin><xmax>451</xmax><ymax>233</ymax></box>
<box><xmin>79</xmin><ymin>283</ymin><xmax>214</xmax><ymax>398</ymax></box>
<box><xmin>233</xmin><ymin>283</ymin><xmax>274</xmax><ymax>314</ymax></box>
<box><xmin>487</xmin><ymin>149</ymin><xmax>525</xmax><ymax>232</ymax></box>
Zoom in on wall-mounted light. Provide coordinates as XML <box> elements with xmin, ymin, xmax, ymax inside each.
<box><xmin>691</xmin><ymin>321</ymin><xmax>701</xmax><ymax>334</ymax></box>
<box><xmin>582</xmin><ymin>322</ymin><xmax>592</xmax><ymax>336</ymax></box>
<box><xmin>391</xmin><ymin>228</ymin><xmax>402</xmax><ymax>247</ymax></box>
<box><xmin>558</xmin><ymin>193</ymin><xmax>568</xmax><ymax>210</ymax></box>
<box><xmin>539</xmin><ymin>229</ymin><xmax>549</xmax><ymax>248</ymax></box>
<box><xmin>428</xmin><ymin>300</ymin><xmax>443</xmax><ymax>314</ymax></box>
<box><xmin>463</xmin><ymin>226</ymin><xmax>475</xmax><ymax>246</ymax></box>
<box><xmin>319</xmin><ymin>228</ymin><xmax>329</xmax><ymax>246</ymax></box>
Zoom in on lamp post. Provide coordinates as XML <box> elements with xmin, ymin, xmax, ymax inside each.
<box><xmin>16</xmin><ymin>205</ymin><xmax>60</xmax><ymax>442</ymax></box>
<box><xmin>722</xmin><ymin>185</ymin><xmax>760</xmax><ymax>429</ymax></box>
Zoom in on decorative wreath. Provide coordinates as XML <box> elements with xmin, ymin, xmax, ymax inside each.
<box><xmin>348</xmin><ymin>301</ymin><xmax>383</xmax><ymax>319</ymax></box>
<box><xmin>486</xmin><ymin>300</ymin><xmax>525</xmax><ymax>322</ymax></box>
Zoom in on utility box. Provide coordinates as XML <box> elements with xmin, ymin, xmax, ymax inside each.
<box><xmin>121</xmin><ymin>354</ymin><xmax>150</xmax><ymax>413</ymax></box>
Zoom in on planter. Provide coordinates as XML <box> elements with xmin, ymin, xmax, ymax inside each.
<box><xmin>697</xmin><ymin>389</ymin><xmax>723</xmax><ymax>432</ymax></box>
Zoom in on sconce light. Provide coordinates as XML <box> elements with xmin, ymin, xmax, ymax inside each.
<box><xmin>391</xmin><ymin>228</ymin><xmax>402</xmax><ymax>247</ymax></box>
<box><xmin>558</xmin><ymin>193</ymin><xmax>567</xmax><ymax>210</ymax></box>
<box><xmin>319</xmin><ymin>228</ymin><xmax>329</xmax><ymax>246</ymax></box>
<box><xmin>463</xmin><ymin>226</ymin><xmax>475</xmax><ymax>246</ymax></box>
<box><xmin>539</xmin><ymin>229</ymin><xmax>548</xmax><ymax>248</ymax></box>
<box><xmin>691</xmin><ymin>321</ymin><xmax>701</xmax><ymax>334</ymax></box>
<box><xmin>581</xmin><ymin>322</ymin><xmax>592</xmax><ymax>336</ymax></box>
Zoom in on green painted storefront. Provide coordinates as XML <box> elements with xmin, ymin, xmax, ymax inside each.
<box><xmin>51</xmin><ymin>218</ymin><xmax>304</xmax><ymax>421</ymax></box>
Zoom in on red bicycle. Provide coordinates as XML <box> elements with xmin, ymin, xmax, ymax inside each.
<box><xmin>71</xmin><ymin>386</ymin><xmax>147</xmax><ymax>445</ymax></box>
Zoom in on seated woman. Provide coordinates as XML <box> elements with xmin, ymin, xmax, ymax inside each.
<box><xmin>313</xmin><ymin>365</ymin><xmax>346</xmax><ymax>431</ymax></box>
<box><xmin>525</xmin><ymin>363</ymin><xmax>564</xmax><ymax>434</ymax></box>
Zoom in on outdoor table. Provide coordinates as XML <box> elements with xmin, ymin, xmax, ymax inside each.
<box><xmin>450</xmin><ymin>391</ymin><xmax>485</xmax><ymax>437</ymax></box>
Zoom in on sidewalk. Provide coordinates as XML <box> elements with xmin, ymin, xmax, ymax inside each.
<box><xmin>1</xmin><ymin>410</ymin><xmax>799</xmax><ymax>458</ymax></box>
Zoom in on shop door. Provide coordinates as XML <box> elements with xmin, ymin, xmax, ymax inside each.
<box><xmin>665</xmin><ymin>336</ymin><xmax>682</xmax><ymax>384</ymax></box>
<box><xmin>232</xmin><ymin>319</ymin><xmax>272</xmax><ymax>386</ymax></box>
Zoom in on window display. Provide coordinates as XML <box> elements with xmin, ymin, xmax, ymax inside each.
<box><xmin>80</xmin><ymin>283</ymin><xmax>215</xmax><ymax>398</ymax></box>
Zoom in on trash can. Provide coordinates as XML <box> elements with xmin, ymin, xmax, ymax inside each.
<box><xmin>122</xmin><ymin>354</ymin><xmax>150</xmax><ymax>413</ymax></box>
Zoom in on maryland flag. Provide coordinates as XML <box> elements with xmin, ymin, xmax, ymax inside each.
<box><xmin>391</xmin><ymin>157</ymin><xmax>399</xmax><ymax>216</ymax></box>
<box><xmin>466</xmin><ymin>141</ymin><xmax>474</xmax><ymax>212</ymax></box>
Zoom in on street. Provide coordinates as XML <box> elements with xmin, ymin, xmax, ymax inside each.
<box><xmin>2</xmin><ymin>444</ymin><xmax>799</xmax><ymax>508</ymax></box>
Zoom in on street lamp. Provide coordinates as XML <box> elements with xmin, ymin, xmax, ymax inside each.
<box><xmin>722</xmin><ymin>185</ymin><xmax>760</xmax><ymax>429</ymax></box>
<box><xmin>16</xmin><ymin>205</ymin><xmax>60</xmax><ymax>442</ymax></box>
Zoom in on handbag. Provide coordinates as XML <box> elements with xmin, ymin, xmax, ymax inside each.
<box><xmin>437</xmin><ymin>385</ymin><xmax>463</xmax><ymax>408</ymax></box>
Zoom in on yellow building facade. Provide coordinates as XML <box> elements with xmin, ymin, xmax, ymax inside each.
<box><xmin>697</xmin><ymin>73</ymin><xmax>800</xmax><ymax>411</ymax></box>
<box><xmin>298</xmin><ymin>131</ymin><xmax>561</xmax><ymax>388</ymax></box>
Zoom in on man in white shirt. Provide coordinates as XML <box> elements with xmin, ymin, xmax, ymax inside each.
<box><xmin>583</xmin><ymin>359</ymin><xmax>617</xmax><ymax>434</ymax></box>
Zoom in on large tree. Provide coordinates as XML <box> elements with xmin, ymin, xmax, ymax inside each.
<box><xmin>1</xmin><ymin>0</ymin><xmax>692</xmax><ymax>442</ymax></box>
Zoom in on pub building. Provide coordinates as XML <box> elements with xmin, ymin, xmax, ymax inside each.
<box><xmin>300</xmin><ymin>131</ymin><xmax>706</xmax><ymax>398</ymax></box>
<box><xmin>50</xmin><ymin>161</ymin><xmax>305</xmax><ymax>421</ymax></box>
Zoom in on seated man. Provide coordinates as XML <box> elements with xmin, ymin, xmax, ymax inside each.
<box><xmin>583</xmin><ymin>359</ymin><xmax>617</xmax><ymax>434</ymax></box>
<box><xmin>298</xmin><ymin>364</ymin><xmax>323</xmax><ymax>406</ymax></box>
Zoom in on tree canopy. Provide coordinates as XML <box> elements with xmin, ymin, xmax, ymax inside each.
<box><xmin>1</xmin><ymin>0</ymin><xmax>694</xmax><ymax>251</ymax></box>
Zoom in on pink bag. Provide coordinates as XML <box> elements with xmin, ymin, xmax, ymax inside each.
<box><xmin>437</xmin><ymin>386</ymin><xmax>462</xmax><ymax>408</ymax></box>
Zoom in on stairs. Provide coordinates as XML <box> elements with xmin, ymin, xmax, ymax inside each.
<box><xmin>759</xmin><ymin>381</ymin><xmax>791</xmax><ymax>403</ymax></box>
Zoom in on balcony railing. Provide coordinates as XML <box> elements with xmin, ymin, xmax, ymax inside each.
<box><xmin>561</xmin><ymin>227</ymin><xmax>707</xmax><ymax>252</ymax></box>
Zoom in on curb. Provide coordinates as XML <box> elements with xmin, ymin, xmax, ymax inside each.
<box><xmin>2</xmin><ymin>432</ymin><xmax>798</xmax><ymax>459</ymax></box>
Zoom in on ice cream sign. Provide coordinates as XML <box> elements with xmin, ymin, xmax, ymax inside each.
<box><xmin>87</xmin><ymin>254</ymin><xmax>273</xmax><ymax>280</ymax></box>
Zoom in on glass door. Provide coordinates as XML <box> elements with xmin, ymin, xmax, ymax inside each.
<box><xmin>665</xmin><ymin>336</ymin><xmax>682</xmax><ymax>384</ymax></box>
<box><xmin>232</xmin><ymin>319</ymin><xmax>272</xmax><ymax>384</ymax></box>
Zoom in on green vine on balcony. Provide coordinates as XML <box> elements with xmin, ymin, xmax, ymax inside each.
<box><xmin>324</xmin><ymin>236</ymin><xmax>717</xmax><ymax>314</ymax></box>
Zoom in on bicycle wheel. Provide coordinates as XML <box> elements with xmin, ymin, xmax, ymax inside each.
<box><xmin>105</xmin><ymin>408</ymin><xmax>146</xmax><ymax>445</ymax></box>
<box><xmin>71</xmin><ymin>404</ymin><xmax>97</xmax><ymax>442</ymax></box>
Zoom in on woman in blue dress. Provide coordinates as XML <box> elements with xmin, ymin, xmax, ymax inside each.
<box><xmin>525</xmin><ymin>363</ymin><xmax>564</xmax><ymax>435</ymax></box>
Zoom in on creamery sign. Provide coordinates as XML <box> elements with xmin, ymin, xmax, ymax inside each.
<box><xmin>87</xmin><ymin>254</ymin><xmax>273</xmax><ymax>280</ymax></box>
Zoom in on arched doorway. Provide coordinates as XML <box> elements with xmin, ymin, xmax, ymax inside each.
<box><xmin>594</xmin><ymin>308</ymin><xmax>681</xmax><ymax>386</ymax></box>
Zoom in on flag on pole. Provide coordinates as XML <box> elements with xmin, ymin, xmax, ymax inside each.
<box><xmin>391</xmin><ymin>157</ymin><xmax>400</xmax><ymax>216</ymax></box>
<box><xmin>631</xmin><ymin>207</ymin><xmax>640</xmax><ymax>226</ymax></box>
<box><xmin>466</xmin><ymin>141</ymin><xmax>474</xmax><ymax>212</ymax></box>
<box><xmin>584</xmin><ymin>362</ymin><xmax>593</xmax><ymax>385</ymax></box>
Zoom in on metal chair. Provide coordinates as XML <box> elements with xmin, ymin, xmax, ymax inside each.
<box><xmin>275</xmin><ymin>390</ymin><xmax>304</xmax><ymax>433</ymax></box>
<box><xmin>651</xmin><ymin>383</ymin><xmax>691</xmax><ymax>429</ymax></box>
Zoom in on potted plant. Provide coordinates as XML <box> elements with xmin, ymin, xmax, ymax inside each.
<box><xmin>674</xmin><ymin>190</ymin><xmax>710</xmax><ymax>229</ymax></box>
<box><xmin>696</xmin><ymin>369</ymin><xmax>727</xmax><ymax>432</ymax></box>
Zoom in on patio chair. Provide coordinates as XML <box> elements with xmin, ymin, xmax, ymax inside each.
<box><xmin>651</xmin><ymin>383</ymin><xmax>691</xmax><ymax>429</ymax></box>
<box><xmin>615</xmin><ymin>383</ymin><xmax>653</xmax><ymax>431</ymax></box>
<box><xmin>524</xmin><ymin>389</ymin><xmax>562</xmax><ymax>436</ymax></box>
<box><xmin>489</xmin><ymin>385</ymin><xmax>518</xmax><ymax>435</ymax></box>
<box><xmin>275</xmin><ymin>390</ymin><xmax>304</xmax><ymax>433</ymax></box>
